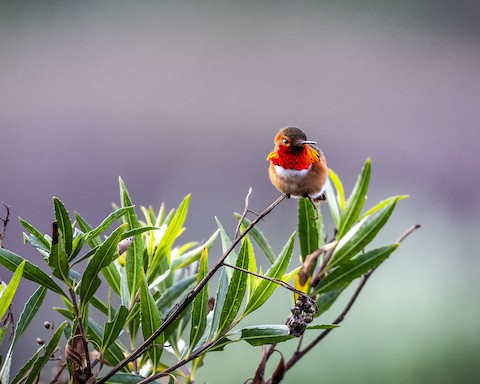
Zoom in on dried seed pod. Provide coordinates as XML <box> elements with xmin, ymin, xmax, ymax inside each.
<box><xmin>43</xmin><ymin>321</ymin><xmax>52</xmax><ymax>329</ymax></box>
<box><xmin>36</xmin><ymin>338</ymin><xmax>45</xmax><ymax>345</ymax></box>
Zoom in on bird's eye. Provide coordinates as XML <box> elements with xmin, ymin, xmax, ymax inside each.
<box><xmin>282</xmin><ymin>138</ymin><xmax>289</xmax><ymax>144</ymax></box>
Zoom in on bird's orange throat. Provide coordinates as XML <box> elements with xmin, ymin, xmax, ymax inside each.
<box><xmin>267</xmin><ymin>145</ymin><xmax>319</xmax><ymax>171</ymax></box>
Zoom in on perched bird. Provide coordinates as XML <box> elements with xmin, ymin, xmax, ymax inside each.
<box><xmin>267</xmin><ymin>126</ymin><xmax>328</xmax><ymax>203</ymax></box>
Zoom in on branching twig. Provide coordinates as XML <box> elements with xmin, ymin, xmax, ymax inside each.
<box><xmin>0</xmin><ymin>202</ymin><xmax>10</xmax><ymax>248</ymax></box>
<box><xmin>98</xmin><ymin>193</ymin><xmax>287</xmax><ymax>384</ymax></box>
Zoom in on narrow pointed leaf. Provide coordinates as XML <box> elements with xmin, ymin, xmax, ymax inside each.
<box><xmin>0</xmin><ymin>261</ymin><xmax>24</xmax><ymax>320</ymax></box>
<box><xmin>107</xmin><ymin>372</ymin><xmax>153</xmax><ymax>383</ymax></box>
<box><xmin>209</xmin><ymin>268</ymin><xmax>229</xmax><ymax>339</ymax></box>
<box><xmin>14</xmin><ymin>286</ymin><xmax>46</xmax><ymax>345</ymax></box>
<box><xmin>360</xmin><ymin>195</ymin><xmax>409</xmax><ymax>219</ymax></box>
<box><xmin>216</xmin><ymin>238</ymin><xmax>250</xmax><ymax>336</ymax></box>
<box><xmin>239</xmin><ymin>325</ymin><xmax>292</xmax><ymax>346</ymax></box>
<box><xmin>140</xmin><ymin>271</ymin><xmax>164</xmax><ymax>367</ymax></box>
<box><xmin>214</xmin><ymin>217</ymin><xmax>236</xmax><ymax>277</ymax></box>
<box><xmin>325</xmin><ymin>179</ymin><xmax>341</xmax><ymax>225</ymax></box>
<box><xmin>82</xmin><ymin>206</ymin><xmax>134</xmax><ymax>243</ymax></box>
<box><xmin>156</xmin><ymin>275</ymin><xmax>197</xmax><ymax>316</ymax></box>
<box><xmin>314</xmin><ymin>244</ymin><xmax>400</xmax><ymax>294</ymax></box>
<box><xmin>75</xmin><ymin>212</ymin><xmax>101</xmax><ymax>247</ymax></box>
<box><xmin>189</xmin><ymin>247</ymin><xmax>209</xmax><ymax>354</ymax></box>
<box><xmin>316</xmin><ymin>288</ymin><xmax>345</xmax><ymax>317</ymax></box>
<box><xmin>119</xmin><ymin>177</ymin><xmax>144</xmax><ymax>302</ymax></box>
<box><xmin>171</xmin><ymin>230</ymin><xmax>218</xmax><ymax>272</ymax></box>
<box><xmin>150</xmin><ymin>194</ymin><xmax>190</xmax><ymax>277</ymax></box>
<box><xmin>0</xmin><ymin>248</ymin><xmax>66</xmax><ymax>296</ymax></box>
<box><xmin>330</xmin><ymin>198</ymin><xmax>399</xmax><ymax>267</ymax></box>
<box><xmin>53</xmin><ymin>197</ymin><xmax>73</xmax><ymax>257</ymax></box>
<box><xmin>243</xmin><ymin>233</ymin><xmax>295</xmax><ymax>316</ymax></box>
<box><xmin>10</xmin><ymin>347</ymin><xmax>43</xmax><ymax>384</ymax></box>
<box><xmin>102</xmin><ymin>262</ymin><xmax>121</xmax><ymax>295</ymax></box>
<box><xmin>102</xmin><ymin>305</ymin><xmax>129</xmax><ymax>350</ymax></box>
<box><xmin>328</xmin><ymin>168</ymin><xmax>346</xmax><ymax>211</ymax></box>
<box><xmin>19</xmin><ymin>218</ymin><xmax>50</xmax><ymax>251</ymax></box>
<box><xmin>89</xmin><ymin>319</ymin><xmax>127</xmax><ymax>367</ymax></box>
<box><xmin>337</xmin><ymin>158</ymin><xmax>371</xmax><ymax>238</ymax></box>
<box><xmin>79</xmin><ymin>223</ymin><xmax>127</xmax><ymax>306</ymax></box>
<box><xmin>234</xmin><ymin>214</ymin><xmax>276</xmax><ymax>264</ymax></box>
<box><xmin>49</xmin><ymin>223</ymin><xmax>70</xmax><ymax>283</ymax></box>
<box><xmin>298</xmin><ymin>198</ymin><xmax>320</xmax><ymax>261</ymax></box>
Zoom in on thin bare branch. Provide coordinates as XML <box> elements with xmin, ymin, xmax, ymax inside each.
<box><xmin>0</xmin><ymin>202</ymin><xmax>10</xmax><ymax>248</ymax></box>
<box><xmin>234</xmin><ymin>187</ymin><xmax>253</xmax><ymax>239</ymax></box>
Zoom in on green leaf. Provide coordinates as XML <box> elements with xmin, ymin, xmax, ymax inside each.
<box><xmin>306</xmin><ymin>324</ymin><xmax>339</xmax><ymax>330</ymax></box>
<box><xmin>314</xmin><ymin>244</ymin><xmax>400</xmax><ymax>294</ymax></box>
<box><xmin>209</xmin><ymin>268</ymin><xmax>229</xmax><ymax>339</ymax></box>
<box><xmin>337</xmin><ymin>158</ymin><xmax>371</xmax><ymax>238</ymax></box>
<box><xmin>330</xmin><ymin>198</ymin><xmax>399</xmax><ymax>267</ymax></box>
<box><xmin>216</xmin><ymin>237</ymin><xmax>250</xmax><ymax>336</ymax></box>
<box><xmin>243</xmin><ymin>233</ymin><xmax>295</xmax><ymax>316</ymax></box>
<box><xmin>360</xmin><ymin>195</ymin><xmax>409</xmax><ymax>219</ymax></box>
<box><xmin>82</xmin><ymin>206</ymin><xmax>134</xmax><ymax>243</ymax></box>
<box><xmin>316</xmin><ymin>288</ymin><xmax>344</xmax><ymax>317</ymax></box>
<box><xmin>102</xmin><ymin>262</ymin><xmax>121</xmax><ymax>296</ymax></box>
<box><xmin>0</xmin><ymin>266</ymin><xmax>40</xmax><ymax>384</ymax></box>
<box><xmin>121</xmin><ymin>226</ymin><xmax>159</xmax><ymax>240</ymax></box>
<box><xmin>119</xmin><ymin>177</ymin><xmax>144</xmax><ymax>302</ymax></box>
<box><xmin>189</xmin><ymin>247</ymin><xmax>209</xmax><ymax>355</ymax></box>
<box><xmin>170</xmin><ymin>230</ymin><xmax>218</xmax><ymax>272</ymax></box>
<box><xmin>233</xmin><ymin>214</ymin><xmax>276</xmax><ymax>264</ymax></box>
<box><xmin>89</xmin><ymin>319</ymin><xmax>127</xmax><ymax>368</ymax></box>
<box><xmin>106</xmin><ymin>372</ymin><xmax>151</xmax><ymax>383</ymax></box>
<box><xmin>298</xmin><ymin>198</ymin><xmax>320</xmax><ymax>261</ymax></box>
<box><xmin>19</xmin><ymin>218</ymin><xmax>50</xmax><ymax>251</ymax></box>
<box><xmin>156</xmin><ymin>275</ymin><xmax>197</xmax><ymax>316</ymax></box>
<box><xmin>14</xmin><ymin>286</ymin><xmax>46</xmax><ymax>345</ymax></box>
<box><xmin>10</xmin><ymin>347</ymin><xmax>43</xmax><ymax>384</ymax></box>
<box><xmin>79</xmin><ymin>223</ymin><xmax>128</xmax><ymax>306</ymax></box>
<box><xmin>53</xmin><ymin>197</ymin><xmax>73</xmax><ymax>257</ymax></box>
<box><xmin>325</xmin><ymin>179</ymin><xmax>341</xmax><ymax>226</ymax></box>
<box><xmin>0</xmin><ymin>248</ymin><xmax>66</xmax><ymax>296</ymax></box>
<box><xmin>0</xmin><ymin>261</ymin><xmax>25</xmax><ymax>320</ymax></box>
<box><xmin>214</xmin><ymin>218</ymin><xmax>236</xmax><ymax>278</ymax></box>
<box><xmin>49</xmin><ymin>224</ymin><xmax>70</xmax><ymax>283</ymax></box>
<box><xmin>102</xmin><ymin>305</ymin><xmax>129</xmax><ymax>350</ymax></box>
<box><xmin>328</xmin><ymin>168</ymin><xmax>346</xmax><ymax>211</ymax></box>
<box><xmin>25</xmin><ymin>321</ymin><xmax>66</xmax><ymax>384</ymax></box>
<box><xmin>239</xmin><ymin>325</ymin><xmax>292</xmax><ymax>346</ymax></box>
<box><xmin>75</xmin><ymin>212</ymin><xmax>101</xmax><ymax>247</ymax></box>
<box><xmin>150</xmin><ymin>194</ymin><xmax>191</xmax><ymax>278</ymax></box>
<box><xmin>140</xmin><ymin>271</ymin><xmax>164</xmax><ymax>367</ymax></box>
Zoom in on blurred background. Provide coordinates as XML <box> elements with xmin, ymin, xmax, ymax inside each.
<box><xmin>1</xmin><ymin>1</ymin><xmax>479</xmax><ymax>382</ymax></box>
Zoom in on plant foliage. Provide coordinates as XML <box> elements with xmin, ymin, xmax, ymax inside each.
<box><xmin>0</xmin><ymin>159</ymin><xmax>411</xmax><ymax>383</ymax></box>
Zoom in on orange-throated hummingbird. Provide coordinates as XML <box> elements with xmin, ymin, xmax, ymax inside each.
<box><xmin>267</xmin><ymin>126</ymin><xmax>328</xmax><ymax>205</ymax></box>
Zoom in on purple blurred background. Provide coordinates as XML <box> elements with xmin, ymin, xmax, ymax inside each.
<box><xmin>1</xmin><ymin>1</ymin><xmax>479</xmax><ymax>382</ymax></box>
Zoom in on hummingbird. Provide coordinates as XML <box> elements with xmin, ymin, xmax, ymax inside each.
<box><xmin>267</xmin><ymin>126</ymin><xmax>328</xmax><ymax>206</ymax></box>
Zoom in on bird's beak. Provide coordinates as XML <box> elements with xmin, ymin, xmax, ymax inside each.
<box><xmin>300</xmin><ymin>140</ymin><xmax>317</xmax><ymax>145</ymax></box>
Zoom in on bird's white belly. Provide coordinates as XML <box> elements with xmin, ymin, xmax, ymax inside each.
<box><xmin>274</xmin><ymin>165</ymin><xmax>310</xmax><ymax>178</ymax></box>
